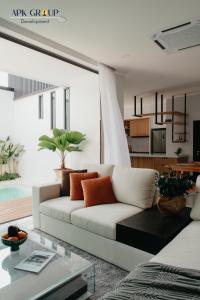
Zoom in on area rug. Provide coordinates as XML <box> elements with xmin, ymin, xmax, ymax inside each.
<box><xmin>1</xmin><ymin>217</ymin><xmax>128</xmax><ymax>299</ymax></box>
<box><xmin>34</xmin><ymin>228</ymin><xmax>128</xmax><ymax>299</ymax></box>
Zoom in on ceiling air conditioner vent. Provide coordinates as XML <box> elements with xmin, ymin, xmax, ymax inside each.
<box><xmin>153</xmin><ymin>19</ymin><xmax>200</xmax><ymax>53</ymax></box>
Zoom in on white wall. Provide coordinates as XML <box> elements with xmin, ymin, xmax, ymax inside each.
<box><xmin>0</xmin><ymin>71</ymin><xmax>8</xmax><ymax>87</ymax></box>
<box><xmin>0</xmin><ymin>89</ymin><xmax>14</xmax><ymax>139</ymax></box>
<box><xmin>0</xmin><ymin>38</ymin><xmax>100</xmax><ymax>182</ymax></box>
<box><xmin>68</xmin><ymin>72</ymin><xmax>100</xmax><ymax>168</ymax></box>
<box><xmin>12</xmin><ymin>73</ymin><xmax>100</xmax><ymax>183</ymax></box>
<box><xmin>13</xmin><ymin>87</ymin><xmax>65</xmax><ymax>183</ymax></box>
<box><xmin>0</xmin><ymin>37</ymin><xmax>103</xmax><ymax>181</ymax></box>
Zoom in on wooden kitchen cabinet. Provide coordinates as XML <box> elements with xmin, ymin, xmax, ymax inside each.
<box><xmin>131</xmin><ymin>156</ymin><xmax>188</xmax><ymax>173</ymax></box>
<box><xmin>129</xmin><ymin>118</ymin><xmax>149</xmax><ymax>137</ymax></box>
<box><xmin>131</xmin><ymin>157</ymin><xmax>154</xmax><ymax>169</ymax></box>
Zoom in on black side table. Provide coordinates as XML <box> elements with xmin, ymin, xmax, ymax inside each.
<box><xmin>116</xmin><ymin>206</ymin><xmax>191</xmax><ymax>255</ymax></box>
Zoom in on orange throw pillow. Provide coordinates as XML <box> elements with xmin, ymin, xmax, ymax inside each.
<box><xmin>70</xmin><ymin>172</ymin><xmax>98</xmax><ymax>200</ymax></box>
<box><xmin>81</xmin><ymin>176</ymin><xmax>117</xmax><ymax>207</ymax></box>
<box><xmin>60</xmin><ymin>169</ymin><xmax>87</xmax><ymax>196</ymax></box>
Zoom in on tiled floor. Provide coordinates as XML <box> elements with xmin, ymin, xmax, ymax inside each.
<box><xmin>0</xmin><ymin>196</ymin><xmax>32</xmax><ymax>224</ymax></box>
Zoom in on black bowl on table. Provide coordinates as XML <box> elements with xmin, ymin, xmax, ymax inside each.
<box><xmin>1</xmin><ymin>230</ymin><xmax>28</xmax><ymax>251</ymax></box>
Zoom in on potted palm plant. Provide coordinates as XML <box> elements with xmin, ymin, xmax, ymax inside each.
<box><xmin>156</xmin><ymin>173</ymin><xmax>194</xmax><ymax>216</ymax></box>
<box><xmin>38</xmin><ymin>129</ymin><xmax>85</xmax><ymax>178</ymax></box>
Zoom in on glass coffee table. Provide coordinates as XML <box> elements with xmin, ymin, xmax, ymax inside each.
<box><xmin>0</xmin><ymin>228</ymin><xmax>95</xmax><ymax>300</ymax></box>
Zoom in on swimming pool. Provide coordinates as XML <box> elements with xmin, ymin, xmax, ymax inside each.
<box><xmin>0</xmin><ymin>186</ymin><xmax>31</xmax><ymax>201</ymax></box>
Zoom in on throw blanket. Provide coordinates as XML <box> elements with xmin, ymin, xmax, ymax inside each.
<box><xmin>102</xmin><ymin>262</ymin><xmax>200</xmax><ymax>300</ymax></box>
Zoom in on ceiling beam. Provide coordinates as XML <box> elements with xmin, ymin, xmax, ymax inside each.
<box><xmin>0</xmin><ymin>31</ymin><xmax>99</xmax><ymax>74</ymax></box>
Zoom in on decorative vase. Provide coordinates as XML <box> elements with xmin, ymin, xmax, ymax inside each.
<box><xmin>54</xmin><ymin>168</ymin><xmax>72</xmax><ymax>181</ymax></box>
<box><xmin>157</xmin><ymin>195</ymin><xmax>186</xmax><ymax>216</ymax></box>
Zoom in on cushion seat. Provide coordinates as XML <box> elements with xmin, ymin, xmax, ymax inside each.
<box><xmin>71</xmin><ymin>203</ymin><xmax>142</xmax><ymax>240</ymax></box>
<box><xmin>151</xmin><ymin>221</ymin><xmax>200</xmax><ymax>270</ymax></box>
<box><xmin>40</xmin><ymin>197</ymin><xmax>84</xmax><ymax>223</ymax></box>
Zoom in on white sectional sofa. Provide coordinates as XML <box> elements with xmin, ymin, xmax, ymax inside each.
<box><xmin>151</xmin><ymin>221</ymin><xmax>200</xmax><ymax>270</ymax></box>
<box><xmin>152</xmin><ymin>177</ymin><xmax>200</xmax><ymax>270</ymax></box>
<box><xmin>101</xmin><ymin>176</ymin><xmax>200</xmax><ymax>299</ymax></box>
<box><xmin>33</xmin><ymin>167</ymin><xmax>200</xmax><ymax>298</ymax></box>
<box><xmin>102</xmin><ymin>217</ymin><xmax>200</xmax><ymax>299</ymax></box>
<box><xmin>32</xmin><ymin>164</ymin><xmax>157</xmax><ymax>271</ymax></box>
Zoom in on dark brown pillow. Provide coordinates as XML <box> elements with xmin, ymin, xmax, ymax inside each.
<box><xmin>60</xmin><ymin>169</ymin><xmax>87</xmax><ymax>196</ymax></box>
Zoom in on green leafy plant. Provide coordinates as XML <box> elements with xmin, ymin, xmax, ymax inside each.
<box><xmin>0</xmin><ymin>137</ymin><xmax>25</xmax><ymax>176</ymax></box>
<box><xmin>175</xmin><ymin>147</ymin><xmax>182</xmax><ymax>156</ymax></box>
<box><xmin>0</xmin><ymin>172</ymin><xmax>20</xmax><ymax>182</ymax></box>
<box><xmin>156</xmin><ymin>173</ymin><xmax>194</xmax><ymax>197</ymax></box>
<box><xmin>38</xmin><ymin>129</ymin><xmax>86</xmax><ymax>169</ymax></box>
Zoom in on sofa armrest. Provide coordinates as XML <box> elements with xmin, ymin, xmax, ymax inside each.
<box><xmin>32</xmin><ymin>183</ymin><xmax>61</xmax><ymax>229</ymax></box>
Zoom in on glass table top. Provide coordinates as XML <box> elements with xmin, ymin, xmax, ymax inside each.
<box><xmin>0</xmin><ymin>228</ymin><xmax>94</xmax><ymax>300</ymax></box>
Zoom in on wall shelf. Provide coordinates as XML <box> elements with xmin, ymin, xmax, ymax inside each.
<box><xmin>171</xmin><ymin>94</ymin><xmax>187</xmax><ymax>143</ymax></box>
<box><xmin>142</xmin><ymin>111</ymin><xmax>187</xmax><ymax>117</ymax></box>
<box><xmin>174</xmin><ymin>132</ymin><xmax>189</xmax><ymax>134</ymax></box>
<box><xmin>159</xmin><ymin>122</ymin><xmax>186</xmax><ymax>125</ymax></box>
<box><xmin>130</xmin><ymin>136</ymin><xmax>150</xmax><ymax>138</ymax></box>
<box><xmin>129</xmin><ymin>93</ymin><xmax>188</xmax><ymax>149</ymax></box>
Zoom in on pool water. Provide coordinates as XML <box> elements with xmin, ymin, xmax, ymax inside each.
<box><xmin>0</xmin><ymin>187</ymin><xmax>31</xmax><ymax>201</ymax></box>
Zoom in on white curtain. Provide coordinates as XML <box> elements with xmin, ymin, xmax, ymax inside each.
<box><xmin>98</xmin><ymin>64</ymin><xmax>131</xmax><ymax>167</ymax></box>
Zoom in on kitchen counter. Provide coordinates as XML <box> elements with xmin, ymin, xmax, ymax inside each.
<box><xmin>130</xmin><ymin>154</ymin><xmax>188</xmax><ymax>172</ymax></box>
<box><xmin>130</xmin><ymin>153</ymin><xmax>187</xmax><ymax>158</ymax></box>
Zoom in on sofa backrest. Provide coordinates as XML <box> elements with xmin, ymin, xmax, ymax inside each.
<box><xmin>190</xmin><ymin>176</ymin><xmax>200</xmax><ymax>220</ymax></box>
<box><xmin>112</xmin><ymin>166</ymin><xmax>157</xmax><ymax>209</ymax></box>
<box><xmin>196</xmin><ymin>175</ymin><xmax>200</xmax><ymax>192</ymax></box>
<box><xmin>81</xmin><ymin>163</ymin><xmax>114</xmax><ymax>177</ymax></box>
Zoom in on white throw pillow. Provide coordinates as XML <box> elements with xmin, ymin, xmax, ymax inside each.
<box><xmin>112</xmin><ymin>166</ymin><xmax>157</xmax><ymax>209</ymax></box>
<box><xmin>190</xmin><ymin>193</ymin><xmax>200</xmax><ymax>220</ymax></box>
<box><xmin>196</xmin><ymin>175</ymin><xmax>200</xmax><ymax>192</ymax></box>
<box><xmin>81</xmin><ymin>163</ymin><xmax>114</xmax><ymax>177</ymax></box>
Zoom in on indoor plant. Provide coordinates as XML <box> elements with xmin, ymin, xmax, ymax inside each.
<box><xmin>156</xmin><ymin>173</ymin><xmax>193</xmax><ymax>216</ymax></box>
<box><xmin>174</xmin><ymin>147</ymin><xmax>182</xmax><ymax>156</ymax></box>
<box><xmin>0</xmin><ymin>136</ymin><xmax>25</xmax><ymax>180</ymax></box>
<box><xmin>38</xmin><ymin>128</ymin><xmax>85</xmax><ymax>178</ymax></box>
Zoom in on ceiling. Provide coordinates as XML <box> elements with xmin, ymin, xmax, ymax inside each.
<box><xmin>1</xmin><ymin>0</ymin><xmax>200</xmax><ymax>97</ymax></box>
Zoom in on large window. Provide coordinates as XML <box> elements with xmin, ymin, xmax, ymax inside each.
<box><xmin>38</xmin><ymin>95</ymin><xmax>44</xmax><ymax>119</ymax></box>
<box><xmin>50</xmin><ymin>91</ymin><xmax>56</xmax><ymax>129</ymax></box>
<box><xmin>64</xmin><ymin>88</ymin><xmax>70</xmax><ymax>130</ymax></box>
